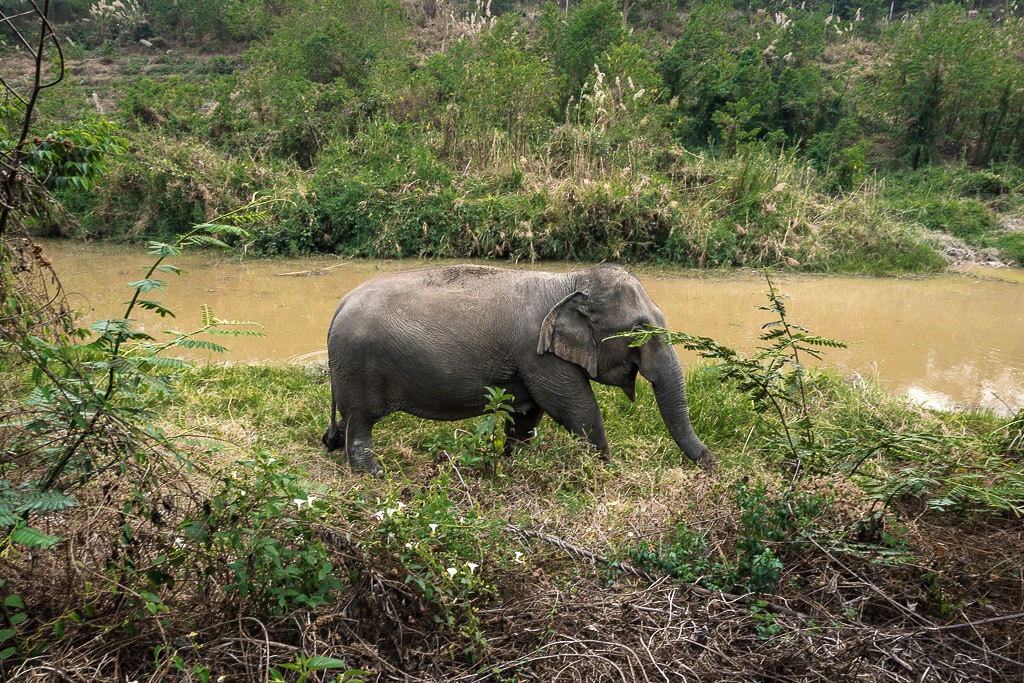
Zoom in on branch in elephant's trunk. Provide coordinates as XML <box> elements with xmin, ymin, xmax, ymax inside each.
<box><xmin>506</xmin><ymin>524</ymin><xmax>804</xmax><ymax>619</ymax></box>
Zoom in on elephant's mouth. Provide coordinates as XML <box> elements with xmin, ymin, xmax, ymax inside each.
<box><xmin>619</xmin><ymin>364</ymin><xmax>639</xmax><ymax>402</ymax></box>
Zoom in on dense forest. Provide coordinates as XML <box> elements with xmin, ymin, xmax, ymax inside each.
<box><xmin>2</xmin><ymin>2</ymin><xmax>1024</xmax><ymax>681</ymax></box>
<box><xmin>7</xmin><ymin>0</ymin><xmax>1024</xmax><ymax>269</ymax></box>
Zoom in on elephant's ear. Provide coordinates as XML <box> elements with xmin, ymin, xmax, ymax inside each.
<box><xmin>537</xmin><ymin>291</ymin><xmax>598</xmax><ymax>378</ymax></box>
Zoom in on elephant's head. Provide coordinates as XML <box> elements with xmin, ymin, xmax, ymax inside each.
<box><xmin>537</xmin><ymin>264</ymin><xmax>714</xmax><ymax>468</ymax></box>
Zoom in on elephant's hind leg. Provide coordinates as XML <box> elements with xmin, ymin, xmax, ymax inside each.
<box><xmin>345</xmin><ymin>415</ymin><xmax>383</xmax><ymax>476</ymax></box>
<box><xmin>504</xmin><ymin>406</ymin><xmax>543</xmax><ymax>456</ymax></box>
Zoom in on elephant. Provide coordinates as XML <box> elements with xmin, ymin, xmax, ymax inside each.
<box><xmin>322</xmin><ymin>263</ymin><xmax>714</xmax><ymax>474</ymax></box>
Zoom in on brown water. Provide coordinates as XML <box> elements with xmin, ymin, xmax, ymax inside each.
<box><xmin>45</xmin><ymin>240</ymin><xmax>1024</xmax><ymax>415</ymax></box>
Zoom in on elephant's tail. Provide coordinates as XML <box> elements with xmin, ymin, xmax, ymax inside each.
<box><xmin>322</xmin><ymin>384</ymin><xmax>344</xmax><ymax>451</ymax></box>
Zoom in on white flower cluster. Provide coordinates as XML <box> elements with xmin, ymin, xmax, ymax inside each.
<box><xmin>445</xmin><ymin>0</ymin><xmax>495</xmax><ymax>39</ymax></box>
<box><xmin>578</xmin><ymin>63</ymin><xmax>651</xmax><ymax>132</ymax></box>
<box><xmin>374</xmin><ymin>500</ymin><xmax>407</xmax><ymax>520</ymax></box>
<box><xmin>89</xmin><ymin>0</ymin><xmax>144</xmax><ymax>34</ymax></box>
<box><xmin>825</xmin><ymin>8</ymin><xmax>862</xmax><ymax>36</ymax></box>
<box><xmin>445</xmin><ymin>561</ymin><xmax>480</xmax><ymax>579</ymax></box>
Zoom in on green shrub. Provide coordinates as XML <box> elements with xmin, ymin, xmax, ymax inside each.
<box><xmin>628</xmin><ymin>479</ymin><xmax>829</xmax><ymax>594</ymax></box>
<box><xmin>419</xmin><ymin>14</ymin><xmax>560</xmax><ymax>165</ymax></box>
<box><xmin>84</xmin><ymin>134</ymin><xmax>296</xmax><ymax>240</ymax></box>
<box><xmin>119</xmin><ymin>76</ymin><xmax>222</xmax><ymax>136</ymax></box>
<box><xmin>148</xmin><ymin>0</ymin><xmax>272</xmax><ymax>44</ymax></box>
<box><xmin>994</xmin><ymin>231</ymin><xmax>1024</xmax><ymax>265</ymax></box>
<box><xmin>173</xmin><ymin>451</ymin><xmax>346</xmax><ymax>614</ymax></box>
<box><xmin>912</xmin><ymin>198</ymin><xmax>998</xmax><ymax>242</ymax></box>
<box><xmin>660</xmin><ymin>0</ymin><xmax>739</xmax><ymax>148</ymax></box>
<box><xmin>540</xmin><ymin>0</ymin><xmax>625</xmax><ymax>91</ymax></box>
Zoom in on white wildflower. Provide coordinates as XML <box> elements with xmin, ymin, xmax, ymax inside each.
<box><xmin>292</xmin><ymin>494</ymin><xmax>316</xmax><ymax>510</ymax></box>
<box><xmin>429</xmin><ymin>523</ymin><xmax>439</xmax><ymax>535</ymax></box>
<box><xmin>447</xmin><ymin>567</ymin><xmax>458</xmax><ymax>578</ymax></box>
<box><xmin>467</xmin><ymin>562</ymin><xmax>479</xmax><ymax>573</ymax></box>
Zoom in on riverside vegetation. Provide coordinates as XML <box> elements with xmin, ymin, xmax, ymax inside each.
<box><xmin>9</xmin><ymin>0</ymin><xmax>1024</xmax><ymax>269</ymax></box>
<box><xmin>3</xmin><ymin>1</ymin><xmax>1024</xmax><ymax>681</ymax></box>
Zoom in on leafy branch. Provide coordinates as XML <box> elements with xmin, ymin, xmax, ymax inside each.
<box><xmin>2</xmin><ymin>200</ymin><xmax>276</xmax><ymax>558</ymax></box>
<box><xmin>619</xmin><ymin>271</ymin><xmax>846</xmax><ymax>472</ymax></box>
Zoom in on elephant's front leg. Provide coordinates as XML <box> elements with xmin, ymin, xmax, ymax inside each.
<box><xmin>530</xmin><ymin>375</ymin><xmax>610</xmax><ymax>459</ymax></box>
<box><xmin>345</xmin><ymin>416</ymin><xmax>383</xmax><ymax>476</ymax></box>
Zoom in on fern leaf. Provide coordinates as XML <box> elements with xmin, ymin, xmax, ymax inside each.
<box><xmin>200</xmin><ymin>222</ymin><xmax>251</xmax><ymax>238</ymax></box>
<box><xmin>201</xmin><ymin>304</ymin><xmax>215</xmax><ymax>327</ymax></box>
<box><xmin>126</xmin><ymin>278</ymin><xmax>167</xmax><ymax>292</ymax></box>
<box><xmin>206</xmin><ymin>328</ymin><xmax>265</xmax><ymax>337</ymax></box>
<box><xmin>186</xmin><ymin>234</ymin><xmax>231</xmax><ymax>249</ymax></box>
<box><xmin>143</xmin><ymin>356</ymin><xmax>192</xmax><ymax>369</ymax></box>
<box><xmin>16</xmin><ymin>490</ymin><xmax>76</xmax><ymax>514</ymax></box>
<box><xmin>156</xmin><ymin>264</ymin><xmax>186</xmax><ymax>276</ymax></box>
<box><xmin>9</xmin><ymin>524</ymin><xmax>64</xmax><ymax>549</ymax></box>
<box><xmin>136</xmin><ymin>299</ymin><xmax>176</xmax><ymax>318</ymax></box>
<box><xmin>172</xmin><ymin>339</ymin><xmax>229</xmax><ymax>354</ymax></box>
<box><xmin>146</xmin><ymin>241</ymin><xmax>179</xmax><ymax>257</ymax></box>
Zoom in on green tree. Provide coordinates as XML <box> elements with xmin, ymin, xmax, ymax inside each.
<box><xmin>540</xmin><ymin>0</ymin><xmax>625</xmax><ymax>92</ymax></box>
<box><xmin>662</xmin><ymin>3</ymin><xmax>832</xmax><ymax>152</ymax></box>
<box><xmin>427</xmin><ymin>14</ymin><xmax>560</xmax><ymax>159</ymax></box>
<box><xmin>239</xmin><ymin>0</ymin><xmax>411</xmax><ymax>165</ymax></box>
<box><xmin>571</xmin><ymin>37</ymin><xmax>672</xmax><ymax>153</ymax></box>
<box><xmin>148</xmin><ymin>0</ymin><xmax>274</xmax><ymax>43</ymax></box>
<box><xmin>660</xmin><ymin>0</ymin><xmax>741</xmax><ymax>147</ymax></box>
<box><xmin>878</xmin><ymin>4</ymin><xmax>1010</xmax><ymax>168</ymax></box>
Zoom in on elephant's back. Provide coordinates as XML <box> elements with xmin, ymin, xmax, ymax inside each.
<box><xmin>367</xmin><ymin>264</ymin><xmax>517</xmax><ymax>293</ymax></box>
<box><xmin>338</xmin><ymin>265</ymin><xmax>552</xmax><ymax>310</ymax></box>
<box><xmin>332</xmin><ymin>266</ymin><xmax>527</xmax><ymax>332</ymax></box>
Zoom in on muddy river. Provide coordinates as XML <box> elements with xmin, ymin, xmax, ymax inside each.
<box><xmin>44</xmin><ymin>240</ymin><xmax>1024</xmax><ymax>415</ymax></box>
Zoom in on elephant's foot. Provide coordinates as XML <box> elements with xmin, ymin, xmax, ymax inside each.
<box><xmin>347</xmin><ymin>442</ymin><xmax>383</xmax><ymax>477</ymax></box>
<box><xmin>350</xmin><ymin>458</ymin><xmax>384</xmax><ymax>477</ymax></box>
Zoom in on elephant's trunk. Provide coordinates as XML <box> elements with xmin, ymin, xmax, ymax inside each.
<box><xmin>641</xmin><ymin>342</ymin><xmax>715</xmax><ymax>469</ymax></box>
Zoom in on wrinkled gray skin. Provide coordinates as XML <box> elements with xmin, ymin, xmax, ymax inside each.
<box><xmin>322</xmin><ymin>264</ymin><xmax>714</xmax><ymax>475</ymax></box>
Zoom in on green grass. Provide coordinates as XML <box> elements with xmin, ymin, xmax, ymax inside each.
<box><xmin>162</xmin><ymin>360</ymin><xmax>1015</xmax><ymax>515</ymax></box>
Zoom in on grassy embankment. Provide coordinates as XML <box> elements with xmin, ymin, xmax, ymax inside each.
<box><xmin>38</xmin><ymin>2</ymin><xmax>1024</xmax><ymax>271</ymax></box>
